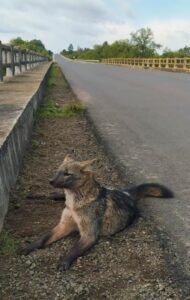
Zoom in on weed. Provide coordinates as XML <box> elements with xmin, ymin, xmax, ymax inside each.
<box><xmin>39</xmin><ymin>63</ymin><xmax>87</xmax><ymax>118</ymax></box>
<box><xmin>38</xmin><ymin>100</ymin><xmax>86</xmax><ymax>118</ymax></box>
<box><xmin>46</xmin><ymin>64</ymin><xmax>64</xmax><ymax>90</ymax></box>
<box><xmin>49</xmin><ymin>64</ymin><xmax>60</xmax><ymax>78</ymax></box>
<box><xmin>0</xmin><ymin>231</ymin><xmax>18</xmax><ymax>256</ymax></box>
<box><xmin>47</xmin><ymin>78</ymin><xmax>57</xmax><ymax>87</ymax></box>
<box><xmin>32</xmin><ymin>139</ymin><xmax>39</xmax><ymax>146</ymax></box>
<box><xmin>37</xmin><ymin>100</ymin><xmax>64</xmax><ymax>118</ymax></box>
<box><xmin>62</xmin><ymin>101</ymin><xmax>87</xmax><ymax>116</ymax></box>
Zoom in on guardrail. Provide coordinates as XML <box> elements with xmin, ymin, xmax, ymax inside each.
<box><xmin>0</xmin><ymin>40</ymin><xmax>48</xmax><ymax>82</ymax></box>
<box><xmin>101</xmin><ymin>57</ymin><xmax>190</xmax><ymax>72</ymax></box>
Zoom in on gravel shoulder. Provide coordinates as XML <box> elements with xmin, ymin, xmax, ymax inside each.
<box><xmin>0</xmin><ymin>64</ymin><xmax>187</xmax><ymax>300</ymax></box>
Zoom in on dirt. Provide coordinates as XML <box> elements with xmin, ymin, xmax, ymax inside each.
<box><xmin>0</xmin><ymin>64</ymin><xmax>188</xmax><ymax>300</ymax></box>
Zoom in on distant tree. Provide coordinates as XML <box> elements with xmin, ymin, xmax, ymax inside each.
<box><xmin>10</xmin><ymin>37</ymin><xmax>26</xmax><ymax>48</ymax></box>
<box><xmin>60</xmin><ymin>28</ymin><xmax>190</xmax><ymax>60</ymax></box>
<box><xmin>130</xmin><ymin>28</ymin><xmax>161</xmax><ymax>57</ymax></box>
<box><xmin>28</xmin><ymin>39</ymin><xmax>45</xmax><ymax>51</ymax></box>
<box><xmin>177</xmin><ymin>46</ymin><xmax>190</xmax><ymax>57</ymax></box>
<box><xmin>183</xmin><ymin>46</ymin><xmax>190</xmax><ymax>56</ymax></box>
<box><xmin>162</xmin><ymin>48</ymin><xmax>176</xmax><ymax>58</ymax></box>
<box><xmin>61</xmin><ymin>49</ymin><xmax>67</xmax><ymax>54</ymax></box>
<box><xmin>77</xmin><ymin>46</ymin><xmax>82</xmax><ymax>51</ymax></box>
<box><xmin>162</xmin><ymin>46</ymin><xmax>190</xmax><ymax>58</ymax></box>
<box><xmin>102</xmin><ymin>41</ymin><xmax>108</xmax><ymax>47</ymax></box>
<box><xmin>9</xmin><ymin>37</ymin><xmax>52</xmax><ymax>60</ymax></box>
<box><xmin>68</xmin><ymin>43</ymin><xmax>74</xmax><ymax>53</ymax></box>
<box><xmin>48</xmin><ymin>50</ymin><xmax>53</xmax><ymax>56</ymax></box>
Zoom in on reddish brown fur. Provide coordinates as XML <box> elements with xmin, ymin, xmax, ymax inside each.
<box><xmin>17</xmin><ymin>155</ymin><xmax>173</xmax><ymax>271</ymax></box>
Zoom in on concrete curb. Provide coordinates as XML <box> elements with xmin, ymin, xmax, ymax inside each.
<box><xmin>0</xmin><ymin>63</ymin><xmax>52</xmax><ymax>231</ymax></box>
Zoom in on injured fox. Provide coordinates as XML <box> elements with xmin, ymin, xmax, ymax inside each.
<box><xmin>17</xmin><ymin>154</ymin><xmax>174</xmax><ymax>271</ymax></box>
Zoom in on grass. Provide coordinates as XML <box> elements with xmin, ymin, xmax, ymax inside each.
<box><xmin>0</xmin><ymin>231</ymin><xmax>19</xmax><ymax>256</ymax></box>
<box><xmin>47</xmin><ymin>64</ymin><xmax>63</xmax><ymax>87</ymax></box>
<box><xmin>62</xmin><ymin>101</ymin><xmax>87</xmax><ymax>116</ymax></box>
<box><xmin>47</xmin><ymin>78</ymin><xmax>57</xmax><ymax>87</ymax></box>
<box><xmin>49</xmin><ymin>64</ymin><xmax>60</xmax><ymax>78</ymax></box>
<box><xmin>38</xmin><ymin>100</ymin><xmax>86</xmax><ymax>118</ymax></box>
<box><xmin>32</xmin><ymin>139</ymin><xmax>39</xmax><ymax>146</ymax></box>
<box><xmin>38</xmin><ymin>63</ymin><xmax>87</xmax><ymax>118</ymax></box>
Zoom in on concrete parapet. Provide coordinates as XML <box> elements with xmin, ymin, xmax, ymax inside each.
<box><xmin>0</xmin><ymin>41</ymin><xmax>48</xmax><ymax>82</ymax></box>
<box><xmin>0</xmin><ymin>62</ymin><xmax>52</xmax><ymax>231</ymax></box>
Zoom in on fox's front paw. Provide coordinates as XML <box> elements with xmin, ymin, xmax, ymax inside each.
<box><xmin>16</xmin><ymin>245</ymin><xmax>32</xmax><ymax>256</ymax></box>
<box><xmin>57</xmin><ymin>256</ymin><xmax>71</xmax><ymax>271</ymax></box>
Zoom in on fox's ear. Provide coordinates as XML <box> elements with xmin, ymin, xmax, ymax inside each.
<box><xmin>64</xmin><ymin>154</ymin><xmax>74</xmax><ymax>163</ymax></box>
<box><xmin>80</xmin><ymin>159</ymin><xmax>96</xmax><ymax>171</ymax></box>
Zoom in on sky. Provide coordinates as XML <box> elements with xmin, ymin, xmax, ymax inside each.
<box><xmin>0</xmin><ymin>0</ymin><xmax>190</xmax><ymax>53</ymax></box>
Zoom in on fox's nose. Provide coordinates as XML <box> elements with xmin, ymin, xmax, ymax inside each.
<box><xmin>49</xmin><ymin>178</ymin><xmax>54</xmax><ymax>185</ymax></box>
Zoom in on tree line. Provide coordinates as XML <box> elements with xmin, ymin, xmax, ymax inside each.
<box><xmin>61</xmin><ymin>28</ymin><xmax>190</xmax><ymax>60</ymax></box>
<box><xmin>9</xmin><ymin>37</ymin><xmax>53</xmax><ymax>60</ymax></box>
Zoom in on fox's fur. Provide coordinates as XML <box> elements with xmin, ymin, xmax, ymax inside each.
<box><xmin>17</xmin><ymin>155</ymin><xmax>174</xmax><ymax>271</ymax></box>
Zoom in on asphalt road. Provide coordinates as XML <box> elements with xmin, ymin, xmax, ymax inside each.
<box><xmin>55</xmin><ymin>55</ymin><xmax>190</xmax><ymax>274</ymax></box>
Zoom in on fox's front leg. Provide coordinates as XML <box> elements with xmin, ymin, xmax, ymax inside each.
<box><xmin>57</xmin><ymin>217</ymin><xmax>99</xmax><ymax>271</ymax></box>
<box><xmin>17</xmin><ymin>208</ymin><xmax>77</xmax><ymax>255</ymax></box>
<box><xmin>57</xmin><ymin>235</ymin><xmax>97</xmax><ymax>271</ymax></box>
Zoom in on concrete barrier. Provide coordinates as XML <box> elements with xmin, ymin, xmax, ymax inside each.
<box><xmin>0</xmin><ymin>40</ymin><xmax>48</xmax><ymax>82</ymax></box>
<box><xmin>102</xmin><ymin>57</ymin><xmax>190</xmax><ymax>72</ymax></box>
<box><xmin>0</xmin><ymin>62</ymin><xmax>52</xmax><ymax>231</ymax></box>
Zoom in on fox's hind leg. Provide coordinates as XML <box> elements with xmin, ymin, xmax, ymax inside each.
<box><xmin>17</xmin><ymin>208</ymin><xmax>77</xmax><ymax>255</ymax></box>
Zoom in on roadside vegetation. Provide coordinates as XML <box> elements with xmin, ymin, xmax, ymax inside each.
<box><xmin>9</xmin><ymin>37</ymin><xmax>53</xmax><ymax>60</ymax></box>
<box><xmin>38</xmin><ymin>64</ymin><xmax>86</xmax><ymax>118</ymax></box>
<box><xmin>37</xmin><ymin>99</ymin><xmax>86</xmax><ymax>118</ymax></box>
<box><xmin>61</xmin><ymin>27</ymin><xmax>190</xmax><ymax>60</ymax></box>
<box><xmin>0</xmin><ymin>230</ymin><xmax>18</xmax><ymax>256</ymax></box>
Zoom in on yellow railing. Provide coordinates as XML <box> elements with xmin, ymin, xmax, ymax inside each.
<box><xmin>101</xmin><ymin>58</ymin><xmax>190</xmax><ymax>72</ymax></box>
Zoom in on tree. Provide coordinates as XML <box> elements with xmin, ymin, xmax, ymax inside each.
<box><xmin>178</xmin><ymin>46</ymin><xmax>190</xmax><ymax>57</ymax></box>
<box><xmin>162</xmin><ymin>48</ymin><xmax>176</xmax><ymax>58</ymax></box>
<box><xmin>9</xmin><ymin>37</ymin><xmax>52</xmax><ymax>60</ymax></box>
<box><xmin>130</xmin><ymin>28</ymin><xmax>161</xmax><ymax>57</ymax></box>
<box><xmin>162</xmin><ymin>46</ymin><xmax>190</xmax><ymax>58</ymax></box>
<box><xmin>29</xmin><ymin>39</ymin><xmax>45</xmax><ymax>51</ymax></box>
<box><xmin>68</xmin><ymin>43</ymin><xmax>74</xmax><ymax>53</ymax></box>
<box><xmin>10</xmin><ymin>37</ymin><xmax>25</xmax><ymax>47</ymax></box>
<box><xmin>60</xmin><ymin>28</ymin><xmax>190</xmax><ymax>60</ymax></box>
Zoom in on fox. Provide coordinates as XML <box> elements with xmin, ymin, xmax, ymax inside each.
<box><xmin>17</xmin><ymin>154</ymin><xmax>174</xmax><ymax>271</ymax></box>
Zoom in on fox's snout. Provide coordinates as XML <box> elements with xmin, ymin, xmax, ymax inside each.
<box><xmin>49</xmin><ymin>178</ymin><xmax>55</xmax><ymax>186</ymax></box>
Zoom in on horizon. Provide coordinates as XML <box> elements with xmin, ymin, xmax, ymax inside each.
<box><xmin>1</xmin><ymin>0</ymin><xmax>190</xmax><ymax>53</ymax></box>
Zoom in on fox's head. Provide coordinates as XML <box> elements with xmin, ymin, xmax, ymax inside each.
<box><xmin>49</xmin><ymin>155</ymin><xmax>96</xmax><ymax>189</ymax></box>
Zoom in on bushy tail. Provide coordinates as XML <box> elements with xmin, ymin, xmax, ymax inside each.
<box><xmin>126</xmin><ymin>183</ymin><xmax>174</xmax><ymax>199</ymax></box>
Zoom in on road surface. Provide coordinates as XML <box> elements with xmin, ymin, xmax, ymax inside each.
<box><xmin>55</xmin><ymin>55</ymin><xmax>190</xmax><ymax>275</ymax></box>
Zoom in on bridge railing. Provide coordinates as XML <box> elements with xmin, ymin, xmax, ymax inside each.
<box><xmin>0</xmin><ymin>41</ymin><xmax>48</xmax><ymax>82</ymax></box>
<box><xmin>101</xmin><ymin>57</ymin><xmax>190</xmax><ymax>72</ymax></box>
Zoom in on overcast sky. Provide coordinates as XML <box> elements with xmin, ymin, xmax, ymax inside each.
<box><xmin>1</xmin><ymin>0</ymin><xmax>190</xmax><ymax>53</ymax></box>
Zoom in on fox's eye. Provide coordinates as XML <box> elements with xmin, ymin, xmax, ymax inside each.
<box><xmin>64</xmin><ymin>172</ymin><xmax>72</xmax><ymax>177</ymax></box>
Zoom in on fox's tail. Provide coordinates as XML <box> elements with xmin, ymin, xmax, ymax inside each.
<box><xmin>125</xmin><ymin>183</ymin><xmax>174</xmax><ymax>199</ymax></box>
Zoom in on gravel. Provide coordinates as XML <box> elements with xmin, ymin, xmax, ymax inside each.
<box><xmin>0</xmin><ymin>64</ymin><xmax>188</xmax><ymax>300</ymax></box>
